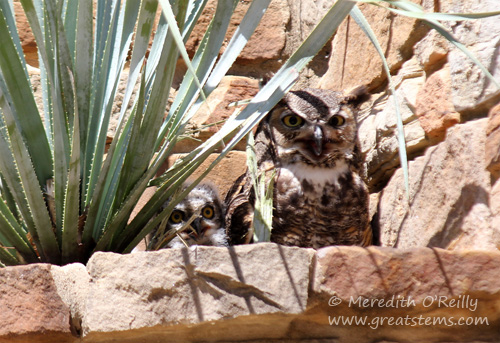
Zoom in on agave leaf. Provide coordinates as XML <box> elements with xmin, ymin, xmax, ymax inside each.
<box><xmin>0</xmin><ymin>88</ymin><xmax>60</xmax><ymax>264</ymax></box>
<box><xmin>0</xmin><ymin>1</ymin><xmax>27</xmax><ymax>74</ymax></box>
<box><xmin>183</xmin><ymin>0</ymin><xmax>209</xmax><ymax>41</ymax></box>
<box><xmin>350</xmin><ymin>6</ymin><xmax>410</xmax><ymax>198</ymax></box>
<box><xmin>0</xmin><ymin>197</ymin><xmax>37</xmax><ymax>264</ymax></box>
<box><xmin>84</xmin><ymin>0</ymin><xmax>122</xmax><ymax>205</ymax></box>
<box><xmin>0</xmin><ymin>4</ymin><xmax>53</xmax><ymax>187</ymax></box>
<box><xmin>0</xmin><ymin>246</ymin><xmax>19</xmax><ymax>267</ymax></box>
<box><xmin>61</xmin><ymin>71</ymin><xmax>81</xmax><ymax>264</ymax></box>
<box><xmin>74</xmin><ymin>0</ymin><xmax>93</xmax><ymax>201</ymax></box>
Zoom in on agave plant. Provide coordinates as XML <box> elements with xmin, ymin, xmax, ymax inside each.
<box><xmin>0</xmin><ymin>0</ymin><xmax>498</xmax><ymax>267</ymax></box>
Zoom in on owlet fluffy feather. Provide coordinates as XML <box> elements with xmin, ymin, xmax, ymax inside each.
<box><xmin>150</xmin><ymin>182</ymin><xmax>228</xmax><ymax>249</ymax></box>
<box><xmin>225</xmin><ymin>88</ymin><xmax>372</xmax><ymax>249</ymax></box>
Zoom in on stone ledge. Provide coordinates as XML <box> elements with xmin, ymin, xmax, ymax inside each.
<box><xmin>1</xmin><ymin>244</ymin><xmax>500</xmax><ymax>342</ymax></box>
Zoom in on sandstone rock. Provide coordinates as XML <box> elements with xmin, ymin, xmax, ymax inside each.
<box><xmin>50</xmin><ymin>263</ymin><xmax>91</xmax><ymax>336</ymax></box>
<box><xmin>378</xmin><ymin>118</ymin><xmax>500</xmax><ymax>250</ymax></box>
<box><xmin>485</xmin><ymin>102</ymin><xmax>500</xmax><ymax>178</ymax></box>
<box><xmin>359</xmin><ymin>58</ymin><xmax>430</xmax><ymax>191</ymax></box>
<box><xmin>174</xmin><ymin>76</ymin><xmax>260</xmax><ymax>153</ymax></box>
<box><xmin>162</xmin><ymin>151</ymin><xmax>247</xmax><ymax>199</ymax></box>
<box><xmin>186</xmin><ymin>0</ymin><xmax>289</xmax><ymax>78</ymax></box>
<box><xmin>318</xmin><ymin>1</ymin><xmax>429</xmax><ymax>91</ymax></box>
<box><xmin>413</xmin><ymin>30</ymin><xmax>449</xmax><ymax>73</ymax></box>
<box><xmin>13</xmin><ymin>1</ymin><xmax>38</xmax><ymax>67</ymax></box>
<box><xmin>448</xmin><ymin>0</ymin><xmax>500</xmax><ymax>113</ymax></box>
<box><xmin>415</xmin><ymin>64</ymin><xmax>461</xmax><ymax>142</ymax></box>
<box><xmin>0</xmin><ymin>264</ymin><xmax>74</xmax><ymax>342</ymax></box>
<box><xmin>310</xmin><ymin>246</ymin><xmax>500</xmax><ymax>342</ymax></box>
<box><xmin>83</xmin><ymin>244</ymin><xmax>315</xmax><ymax>338</ymax></box>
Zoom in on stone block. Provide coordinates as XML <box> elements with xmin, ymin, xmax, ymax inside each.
<box><xmin>83</xmin><ymin>243</ymin><xmax>315</xmax><ymax>338</ymax></box>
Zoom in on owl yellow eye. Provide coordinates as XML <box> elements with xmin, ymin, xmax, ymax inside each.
<box><xmin>329</xmin><ymin>115</ymin><xmax>345</xmax><ymax>127</ymax></box>
<box><xmin>282</xmin><ymin>115</ymin><xmax>304</xmax><ymax>128</ymax></box>
<box><xmin>201</xmin><ymin>206</ymin><xmax>214</xmax><ymax>219</ymax></box>
<box><xmin>169</xmin><ymin>210</ymin><xmax>184</xmax><ymax>224</ymax></box>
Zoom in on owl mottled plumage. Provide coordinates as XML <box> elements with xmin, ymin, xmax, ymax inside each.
<box><xmin>225</xmin><ymin>88</ymin><xmax>372</xmax><ymax>249</ymax></box>
<box><xmin>150</xmin><ymin>182</ymin><xmax>228</xmax><ymax>249</ymax></box>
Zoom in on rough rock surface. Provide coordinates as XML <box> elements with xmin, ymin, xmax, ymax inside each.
<box><xmin>358</xmin><ymin>58</ymin><xmax>430</xmax><ymax>191</ymax></box>
<box><xmin>0</xmin><ymin>264</ymin><xmax>73</xmax><ymax>342</ymax></box>
<box><xmin>448</xmin><ymin>0</ymin><xmax>500</xmax><ymax>113</ymax></box>
<box><xmin>415</xmin><ymin>64</ymin><xmax>461</xmax><ymax>143</ymax></box>
<box><xmin>311</xmin><ymin>246</ymin><xmax>500</xmax><ymax>343</ymax></box>
<box><xmin>378</xmin><ymin>118</ymin><xmax>500</xmax><ymax>250</ymax></box>
<box><xmin>83</xmin><ymin>244</ymin><xmax>315</xmax><ymax>338</ymax></box>
<box><xmin>187</xmin><ymin>0</ymin><xmax>289</xmax><ymax>78</ymax></box>
<box><xmin>163</xmin><ymin>151</ymin><xmax>247</xmax><ymax>198</ymax></box>
<box><xmin>486</xmin><ymin>102</ymin><xmax>500</xmax><ymax>178</ymax></box>
<box><xmin>318</xmin><ymin>1</ymin><xmax>429</xmax><ymax>91</ymax></box>
<box><xmin>173</xmin><ymin>76</ymin><xmax>260</xmax><ymax>154</ymax></box>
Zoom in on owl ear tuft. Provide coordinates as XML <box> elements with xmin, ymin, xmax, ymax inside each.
<box><xmin>342</xmin><ymin>85</ymin><xmax>369</xmax><ymax>105</ymax></box>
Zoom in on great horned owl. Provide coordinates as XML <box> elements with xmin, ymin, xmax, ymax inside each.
<box><xmin>150</xmin><ymin>182</ymin><xmax>228</xmax><ymax>249</ymax></box>
<box><xmin>225</xmin><ymin>88</ymin><xmax>372</xmax><ymax>249</ymax></box>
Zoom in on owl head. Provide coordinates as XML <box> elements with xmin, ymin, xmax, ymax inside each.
<box><xmin>152</xmin><ymin>182</ymin><xmax>227</xmax><ymax>249</ymax></box>
<box><xmin>264</xmin><ymin>88</ymin><xmax>365</xmax><ymax>168</ymax></box>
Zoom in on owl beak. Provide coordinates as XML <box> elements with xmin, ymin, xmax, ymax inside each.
<box><xmin>312</xmin><ymin>125</ymin><xmax>323</xmax><ymax>156</ymax></box>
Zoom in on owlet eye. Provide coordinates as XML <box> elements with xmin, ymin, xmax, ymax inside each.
<box><xmin>201</xmin><ymin>206</ymin><xmax>214</xmax><ymax>219</ymax></box>
<box><xmin>282</xmin><ymin>115</ymin><xmax>304</xmax><ymax>128</ymax></box>
<box><xmin>169</xmin><ymin>210</ymin><xmax>184</xmax><ymax>224</ymax></box>
<box><xmin>329</xmin><ymin>115</ymin><xmax>345</xmax><ymax>127</ymax></box>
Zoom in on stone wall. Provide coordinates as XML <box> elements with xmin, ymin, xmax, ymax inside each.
<box><xmin>8</xmin><ymin>0</ymin><xmax>500</xmax><ymax>341</ymax></box>
<box><xmin>2</xmin><ymin>244</ymin><xmax>500</xmax><ymax>342</ymax></box>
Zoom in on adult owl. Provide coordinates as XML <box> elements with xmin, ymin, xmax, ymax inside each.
<box><xmin>225</xmin><ymin>88</ymin><xmax>372</xmax><ymax>249</ymax></box>
<box><xmin>149</xmin><ymin>182</ymin><xmax>228</xmax><ymax>249</ymax></box>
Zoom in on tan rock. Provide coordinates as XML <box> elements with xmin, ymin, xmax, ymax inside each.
<box><xmin>378</xmin><ymin>118</ymin><xmax>500</xmax><ymax>250</ymax></box>
<box><xmin>163</xmin><ymin>151</ymin><xmax>247</xmax><ymax>202</ymax></box>
<box><xmin>415</xmin><ymin>65</ymin><xmax>461</xmax><ymax>142</ymax></box>
<box><xmin>359</xmin><ymin>58</ymin><xmax>430</xmax><ymax>191</ymax></box>
<box><xmin>13</xmin><ymin>2</ymin><xmax>38</xmax><ymax>67</ymax></box>
<box><xmin>318</xmin><ymin>1</ymin><xmax>429</xmax><ymax>91</ymax></box>
<box><xmin>448</xmin><ymin>0</ymin><xmax>500</xmax><ymax>112</ymax></box>
<box><xmin>172</xmin><ymin>76</ymin><xmax>260</xmax><ymax>153</ymax></box>
<box><xmin>485</xmin><ymin>102</ymin><xmax>500</xmax><ymax>178</ymax></box>
<box><xmin>311</xmin><ymin>246</ymin><xmax>500</xmax><ymax>342</ymax></box>
<box><xmin>186</xmin><ymin>0</ymin><xmax>289</xmax><ymax>77</ymax></box>
<box><xmin>414</xmin><ymin>30</ymin><xmax>449</xmax><ymax>73</ymax></box>
<box><xmin>0</xmin><ymin>264</ymin><xmax>74</xmax><ymax>342</ymax></box>
<box><xmin>83</xmin><ymin>244</ymin><xmax>315</xmax><ymax>338</ymax></box>
<box><xmin>50</xmin><ymin>263</ymin><xmax>91</xmax><ymax>336</ymax></box>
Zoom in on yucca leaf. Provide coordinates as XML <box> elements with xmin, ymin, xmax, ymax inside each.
<box><xmin>350</xmin><ymin>6</ymin><xmax>410</xmax><ymax>198</ymax></box>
